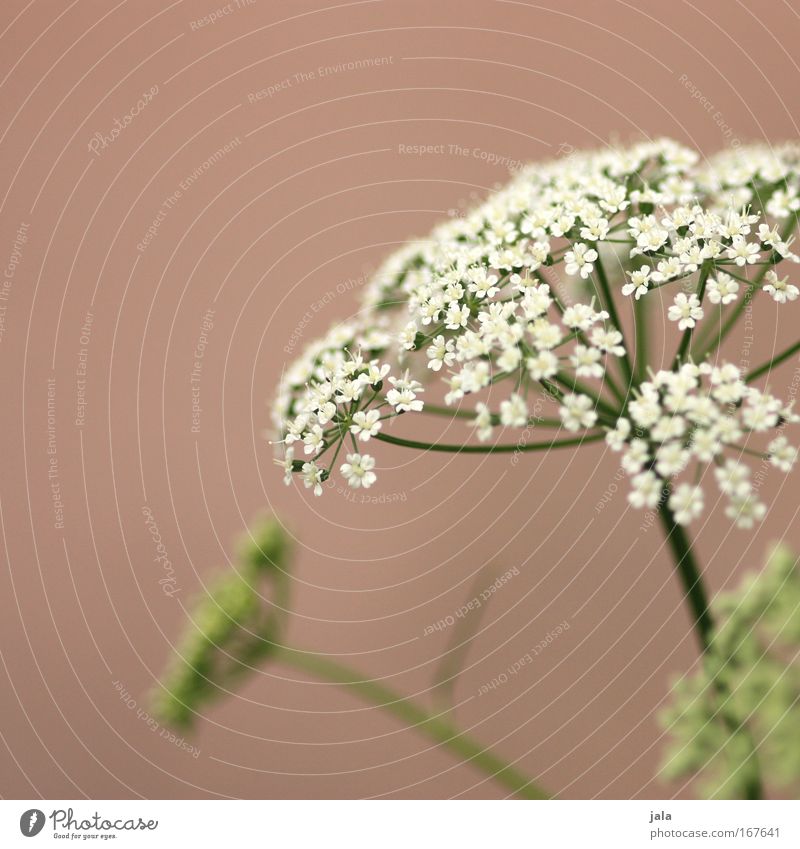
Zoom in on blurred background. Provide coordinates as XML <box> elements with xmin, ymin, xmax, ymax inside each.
<box><xmin>1</xmin><ymin>0</ymin><xmax>799</xmax><ymax>799</ymax></box>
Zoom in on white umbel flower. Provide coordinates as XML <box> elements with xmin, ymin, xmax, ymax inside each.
<box><xmin>272</xmin><ymin>140</ymin><xmax>800</xmax><ymax>509</ymax></box>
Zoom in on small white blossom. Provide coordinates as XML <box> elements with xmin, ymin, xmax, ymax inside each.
<box><xmin>340</xmin><ymin>453</ymin><xmax>377</xmax><ymax>489</ymax></box>
<box><xmin>768</xmin><ymin>435</ymin><xmax>798</xmax><ymax>472</ymax></box>
<box><xmin>350</xmin><ymin>410</ymin><xmax>382</xmax><ymax>441</ymax></box>
<box><xmin>276</xmin><ymin>447</ymin><xmax>295</xmax><ymax>486</ymax></box>
<box><xmin>590</xmin><ymin>327</ymin><xmax>625</xmax><ymax>356</ymax></box>
<box><xmin>273</xmin><ymin>140</ymin><xmax>800</xmax><ymax>510</ymax></box>
<box><xmin>763</xmin><ymin>270</ymin><xmax>799</xmax><ymax>303</ymax></box>
<box><xmin>571</xmin><ymin>344</ymin><xmax>603</xmax><ymax>378</ymax></box>
<box><xmin>426</xmin><ymin>335</ymin><xmax>456</xmax><ymax>371</ymax></box>
<box><xmin>605</xmin><ymin>418</ymin><xmax>631</xmax><ymax>451</ymax></box>
<box><xmin>564</xmin><ymin>243</ymin><xmax>598</xmax><ymax>279</ymax></box>
<box><xmin>387</xmin><ymin>372</ymin><xmax>424</xmax><ymax>412</ymax></box>
<box><xmin>471</xmin><ymin>403</ymin><xmax>494</xmax><ymax>442</ymax></box>
<box><xmin>714</xmin><ymin>458</ymin><xmax>751</xmax><ymax>497</ymax></box>
<box><xmin>622</xmin><ymin>266</ymin><xmax>652</xmax><ymax>299</ymax></box>
<box><xmin>301</xmin><ymin>461</ymin><xmax>324</xmax><ymax>496</ymax></box>
<box><xmin>622</xmin><ymin>439</ymin><xmax>650</xmax><ymax>474</ymax></box>
<box><xmin>467</xmin><ymin>267</ymin><xmax>500</xmax><ymax>298</ymax></box>
<box><xmin>303</xmin><ymin>424</ymin><xmax>325</xmax><ymax>455</ymax></box>
<box><xmin>668</xmin><ymin>292</ymin><xmax>704</xmax><ymax>330</ymax></box>
<box><xmin>628</xmin><ymin>471</ymin><xmax>663</xmax><ymax>510</ymax></box>
<box><xmin>725</xmin><ymin>492</ymin><xmax>766</xmax><ymax>529</ymax></box>
<box><xmin>500</xmin><ymin>393</ymin><xmax>528</xmax><ymax>427</ymax></box>
<box><xmin>445</xmin><ymin>302</ymin><xmax>470</xmax><ymax>329</ymax></box>
<box><xmin>655</xmin><ymin>442</ymin><xmax>690</xmax><ymax>477</ymax></box>
<box><xmin>725</xmin><ymin>235</ymin><xmax>760</xmax><ymax>266</ymax></box>
<box><xmin>526</xmin><ymin>350</ymin><xmax>559</xmax><ymax>380</ymax></box>
<box><xmin>559</xmin><ymin>393</ymin><xmax>597</xmax><ymax>431</ymax></box>
<box><xmin>668</xmin><ymin>483</ymin><xmax>704</xmax><ymax>525</ymax></box>
<box><xmin>706</xmin><ymin>272</ymin><xmax>739</xmax><ymax>305</ymax></box>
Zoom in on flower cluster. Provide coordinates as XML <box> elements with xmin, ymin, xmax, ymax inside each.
<box><xmin>606</xmin><ymin>362</ymin><xmax>798</xmax><ymax>527</ymax></box>
<box><xmin>273</xmin><ymin>138</ymin><xmax>800</xmax><ymax>527</ymax></box>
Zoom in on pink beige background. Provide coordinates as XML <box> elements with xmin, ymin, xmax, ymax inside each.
<box><xmin>1</xmin><ymin>0</ymin><xmax>799</xmax><ymax>800</ymax></box>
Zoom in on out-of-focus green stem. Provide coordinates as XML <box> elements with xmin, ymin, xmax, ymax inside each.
<box><xmin>274</xmin><ymin>646</ymin><xmax>549</xmax><ymax>799</ymax></box>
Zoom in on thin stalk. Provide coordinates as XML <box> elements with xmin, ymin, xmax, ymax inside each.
<box><xmin>671</xmin><ymin>262</ymin><xmax>711</xmax><ymax>370</ymax></box>
<box><xmin>633</xmin><ymin>294</ymin><xmax>648</xmax><ymax>385</ymax></box>
<box><xmin>746</xmin><ymin>339</ymin><xmax>800</xmax><ymax>383</ymax></box>
<box><xmin>593</xmin><ymin>255</ymin><xmax>634</xmax><ymax>386</ymax></box>
<box><xmin>373</xmin><ymin>431</ymin><xmax>605</xmax><ymax>453</ymax></box>
<box><xmin>274</xmin><ymin>646</ymin><xmax>549</xmax><ymax>800</ymax></box>
<box><xmin>421</xmin><ymin>402</ymin><xmax>562</xmax><ymax>428</ymax></box>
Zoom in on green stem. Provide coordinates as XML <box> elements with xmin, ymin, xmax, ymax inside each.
<box><xmin>593</xmin><ymin>255</ymin><xmax>633</xmax><ymax>386</ymax></box>
<box><xmin>373</xmin><ymin>431</ymin><xmax>604</xmax><ymax>453</ymax></box>
<box><xmin>551</xmin><ymin>372</ymin><xmax>621</xmax><ymax>422</ymax></box>
<box><xmin>633</xmin><ymin>293</ymin><xmax>648</xmax><ymax>385</ymax></box>
<box><xmin>274</xmin><ymin>646</ymin><xmax>549</xmax><ymax>799</ymax></box>
<box><xmin>746</xmin><ymin>339</ymin><xmax>800</xmax><ymax>383</ymax></box>
<box><xmin>421</xmin><ymin>402</ymin><xmax>562</xmax><ymax>428</ymax></box>
<box><xmin>657</xmin><ymin>499</ymin><xmax>714</xmax><ymax>653</ymax></box>
<box><xmin>672</xmin><ymin>262</ymin><xmax>711</xmax><ymax>370</ymax></box>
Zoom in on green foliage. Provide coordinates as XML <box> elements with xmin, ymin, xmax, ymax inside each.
<box><xmin>152</xmin><ymin>516</ymin><xmax>291</xmax><ymax>728</ymax></box>
<box><xmin>659</xmin><ymin>544</ymin><xmax>800</xmax><ymax>798</ymax></box>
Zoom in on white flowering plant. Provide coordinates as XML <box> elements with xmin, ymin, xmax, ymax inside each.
<box><xmin>156</xmin><ymin>140</ymin><xmax>800</xmax><ymax>800</ymax></box>
<box><xmin>267</xmin><ymin>139</ymin><xmax>800</xmax><ymax>797</ymax></box>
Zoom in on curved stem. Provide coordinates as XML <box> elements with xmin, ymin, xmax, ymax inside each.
<box><xmin>274</xmin><ymin>646</ymin><xmax>549</xmax><ymax>800</ymax></box>
<box><xmin>421</xmin><ymin>402</ymin><xmax>563</xmax><ymax>428</ymax></box>
<box><xmin>373</xmin><ymin>431</ymin><xmax>604</xmax><ymax>454</ymax></box>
